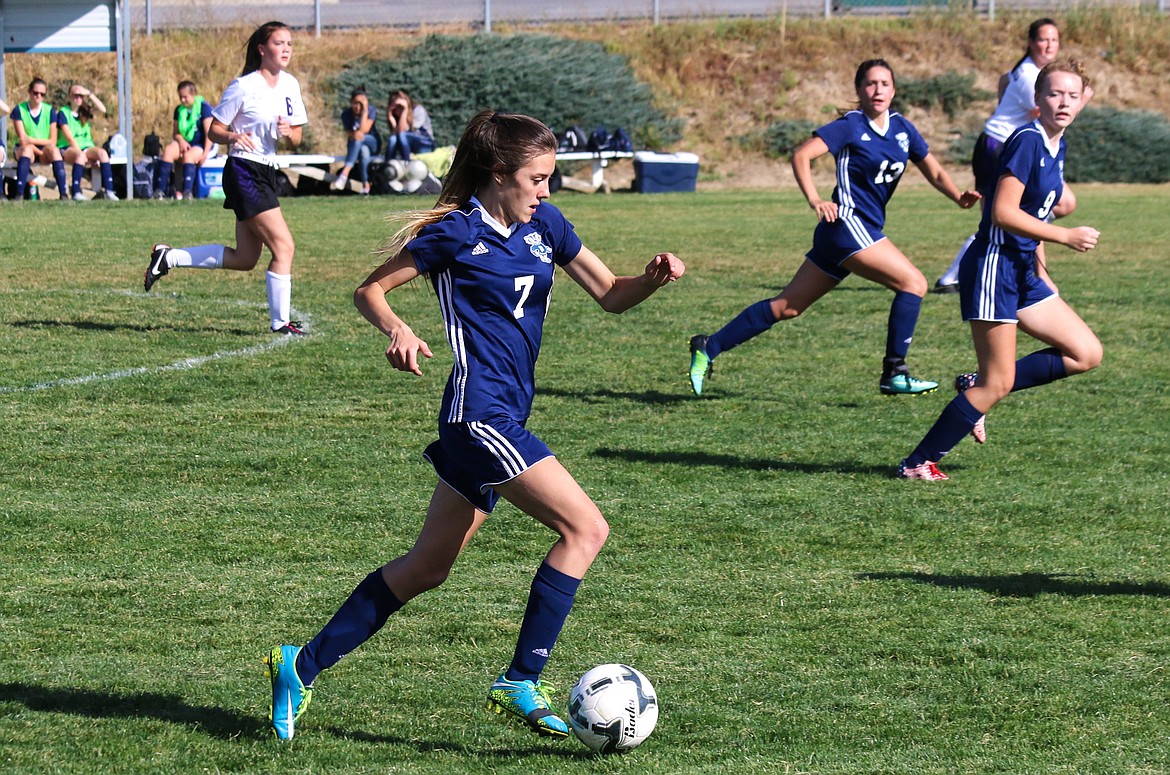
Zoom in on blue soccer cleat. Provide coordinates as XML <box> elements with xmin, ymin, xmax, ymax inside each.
<box><xmin>264</xmin><ymin>644</ymin><xmax>313</xmax><ymax>741</ymax></box>
<box><xmin>879</xmin><ymin>372</ymin><xmax>939</xmax><ymax>396</ymax></box>
<box><xmin>486</xmin><ymin>673</ymin><xmax>570</xmax><ymax>738</ymax></box>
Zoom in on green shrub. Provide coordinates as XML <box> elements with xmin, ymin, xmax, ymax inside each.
<box><xmin>737</xmin><ymin>119</ymin><xmax>817</xmax><ymax>159</ymax></box>
<box><xmin>764</xmin><ymin>118</ymin><xmax>818</xmax><ymax>158</ymax></box>
<box><xmin>1064</xmin><ymin>107</ymin><xmax>1170</xmax><ymax>183</ymax></box>
<box><xmin>332</xmin><ymin>34</ymin><xmax>681</xmax><ymax>149</ymax></box>
<box><xmin>893</xmin><ymin>72</ymin><xmax>990</xmax><ymax>118</ymax></box>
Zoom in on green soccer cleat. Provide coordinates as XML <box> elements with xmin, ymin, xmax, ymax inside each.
<box><xmin>879</xmin><ymin>372</ymin><xmax>939</xmax><ymax>396</ymax></box>
<box><xmin>688</xmin><ymin>334</ymin><xmax>712</xmax><ymax>396</ymax></box>
<box><xmin>486</xmin><ymin>673</ymin><xmax>570</xmax><ymax>738</ymax></box>
<box><xmin>265</xmin><ymin>645</ymin><xmax>313</xmax><ymax>741</ymax></box>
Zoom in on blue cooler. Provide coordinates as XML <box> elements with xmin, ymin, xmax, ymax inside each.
<box><xmin>633</xmin><ymin>151</ymin><xmax>699</xmax><ymax>193</ymax></box>
<box><xmin>194</xmin><ymin>157</ymin><xmax>227</xmax><ymax>199</ymax></box>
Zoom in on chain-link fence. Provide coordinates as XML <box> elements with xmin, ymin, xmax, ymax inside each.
<box><xmin>133</xmin><ymin>0</ymin><xmax>1166</xmax><ymax>33</ymax></box>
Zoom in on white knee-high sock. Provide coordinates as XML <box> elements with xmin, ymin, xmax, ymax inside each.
<box><xmin>266</xmin><ymin>270</ymin><xmax>292</xmax><ymax>330</ymax></box>
<box><xmin>938</xmin><ymin>234</ymin><xmax>975</xmax><ymax>286</ymax></box>
<box><xmin>169</xmin><ymin>244</ymin><xmax>225</xmax><ymax>269</ymax></box>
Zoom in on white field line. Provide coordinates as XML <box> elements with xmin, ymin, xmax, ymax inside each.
<box><xmin>0</xmin><ymin>289</ymin><xmax>312</xmax><ymax>394</ymax></box>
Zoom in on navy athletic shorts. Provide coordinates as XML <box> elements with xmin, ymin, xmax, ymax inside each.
<box><xmin>222</xmin><ymin>156</ymin><xmax>280</xmax><ymax>222</ymax></box>
<box><xmin>424</xmin><ymin>417</ymin><xmax>555</xmax><ymax>513</ymax></box>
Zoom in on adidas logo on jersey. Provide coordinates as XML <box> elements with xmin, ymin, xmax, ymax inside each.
<box><xmin>472</xmin><ymin>242</ymin><xmax>489</xmax><ymax>256</ymax></box>
<box><xmin>861</xmin><ymin>133</ymin><xmax>871</xmax><ymax>141</ymax></box>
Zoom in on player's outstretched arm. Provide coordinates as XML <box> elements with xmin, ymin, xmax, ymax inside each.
<box><xmin>354</xmin><ymin>249</ymin><xmax>433</xmax><ymax>376</ymax></box>
<box><xmin>914</xmin><ymin>153</ymin><xmax>981</xmax><ymax>209</ymax></box>
<box><xmin>562</xmin><ymin>247</ymin><xmax>685</xmax><ymax>314</ymax></box>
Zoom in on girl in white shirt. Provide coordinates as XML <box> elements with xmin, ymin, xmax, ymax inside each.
<box><xmin>144</xmin><ymin>21</ymin><xmax>309</xmax><ymax>336</ymax></box>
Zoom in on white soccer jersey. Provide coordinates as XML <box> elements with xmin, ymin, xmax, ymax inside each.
<box><xmin>983</xmin><ymin>56</ymin><xmax>1042</xmax><ymax>143</ymax></box>
<box><xmin>213</xmin><ymin>70</ymin><xmax>308</xmax><ymax>166</ymax></box>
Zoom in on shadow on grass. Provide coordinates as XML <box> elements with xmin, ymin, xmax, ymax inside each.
<box><xmin>593</xmin><ymin>446</ymin><xmax>892</xmax><ymax>476</ymax></box>
<box><xmin>11</xmin><ymin>319</ymin><xmax>254</xmax><ymax>336</ymax></box>
<box><xmin>329</xmin><ymin>727</ymin><xmax>582</xmax><ymax>759</ymax></box>
<box><xmin>0</xmin><ymin>682</ymin><xmax>585</xmax><ymax>756</ymax></box>
<box><xmin>857</xmin><ymin>571</ymin><xmax>1170</xmax><ymax>598</ymax></box>
<box><xmin>538</xmin><ymin>386</ymin><xmax>678</xmax><ymax>405</ymax></box>
<box><xmin>0</xmin><ymin>682</ymin><xmax>266</xmax><ymax>740</ymax></box>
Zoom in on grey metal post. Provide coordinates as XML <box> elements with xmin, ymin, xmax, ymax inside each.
<box><xmin>315</xmin><ymin>0</ymin><xmax>321</xmax><ymax>37</ymax></box>
<box><xmin>653</xmin><ymin>0</ymin><xmax>660</xmax><ymax>25</ymax></box>
<box><xmin>824</xmin><ymin>0</ymin><xmax>831</xmax><ymax>18</ymax></box>
<box><xmin>117</xmin><ymin>0</ymin><xmax>134</xmax><ymax>199</ymax></box>
<box><xmin>485</xmin><ymin>0</ymin><xmax>492</xmax><ymax>33</ymax></box>
<box><xmin>0</xmin><ymin>12</ymin><xmax>7</xmax><ymax>150</ymax></box>
<box><xmin>988</xmin><ymin>0</ymin><xmax>995</xmax><ymax>23</ymax></box>
<box><xmin>145</xmin><ymin>0</ymin><xmax>151</xmax><ymax>36</ymax></box>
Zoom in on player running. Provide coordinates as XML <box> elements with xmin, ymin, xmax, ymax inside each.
<box><xmin>687</xmin><ymin>59</ymin><xmax>979</xmax><ymax>398</ymax></box>
<box><xmin>898</xmin><ymin>59</ymin><xmax>1101</xmax><ymax>480</ymax></box>
<box><xmin>144</xmin><ymin>21</ymin><xmax>308</xmax><ymax>336</ymax></box>
<box><xmin>263</xmin><ymin>110</ymin><xmax>685</xmax><ymax>741</ymax></box>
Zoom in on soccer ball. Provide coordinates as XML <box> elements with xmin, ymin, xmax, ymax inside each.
<box><xmin>567</xmin><ymin>664</ymin><xmax>659</xmax><ymax>753</ymax></box>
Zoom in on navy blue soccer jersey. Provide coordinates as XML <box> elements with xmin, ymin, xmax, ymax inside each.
<box><xmin>814</xmin><ymin>110</ymin><xmax>929</xmax><ymax>230</ymax></box>
<box><xmin>407</xmin><ymin>198</ymin><xmax>583</xmax><ymax>424</ymax></box>
<box><xmin>977</xmin><ymin>120</ymin><xmax>1066</xmax><ymax>254</ymax></box>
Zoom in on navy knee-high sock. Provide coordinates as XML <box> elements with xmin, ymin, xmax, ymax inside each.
<box><xmin>16</xmin><ymin>158</ymin><xmax>31</xmax><ymax>196</ymax></box>
<box><xmin>506</xmin><ymin>563</ymin><xmax>581</xmax><ymax>682</ymax></box>
<box><xmin>71</xmin><ymin>164</ymin><xmax>85</xmax><ymax>196</ymax></box>
<box><xmin>707</xmin><ymin>299</ymin><xmax>777</xmax><ymax>360</ymax></box>
<box><xmin>154</xmin><ymin>161</ymin><xmax>173</xmax><ymax>196</ymax></box>
<box><xmin>905</xmin><ymin>393</ymin><xmax>983</xmax><ymax>467</ymax></box>
<box><xmin>296</xmin><ymin>570</ymin><xmax>404</xmax><ymax>686</ymax></box>
<box><xmin>181</xmin><ymin>163</ymin><xmax>196</xmax><ymax>194</ymax></box>
<box><xmin>1012</xmin><ymin>347</ymin><xmax>1067</xmax><ymax>392</ymax></box>
<box><xmin>52</xmin><ymin>161</ymin><xmax>67</xmax><ymax>196</ymax></box>
<box><xmin>884</xmin><ymin>291</ymin><xmax>922</xmax><ymax>373</ymax></box>
<box><xmin>100</xmin><ymin>162</ymin><xmax>114</xmax><ymax>193</ymax></box>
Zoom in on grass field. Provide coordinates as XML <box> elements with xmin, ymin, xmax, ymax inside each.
<box><xmin>2</xmin><ymin>185</ymin><xmax>1169</xmax><ymax>774</ymax></box>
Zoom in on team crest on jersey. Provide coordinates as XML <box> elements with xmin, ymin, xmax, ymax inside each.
<box><xmin>524</xmin><ymin>232</ymin><xmax>552</xmax><ymax>263</ymax></box>
<box><xmin>896</xmin><ymin>132</ymin><xmax>909</xmax><ymax>154</ymax></box>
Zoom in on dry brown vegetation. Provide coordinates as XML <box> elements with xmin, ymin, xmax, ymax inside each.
<box><xmin>6</xmin><ymin>10</ymin><xmax>1168</xmax><ymax>190</ymax></box>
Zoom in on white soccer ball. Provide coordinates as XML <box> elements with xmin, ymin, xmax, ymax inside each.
<box><xmin>567</xmin><ymin>663</ymin><xmax>659</xmax><ymax>753</ymax></box>
<box><xmin>406</xmin><ymin>159</ymin><xmax>429</xmax><ymax>181</ymax></box>
<box><xmin>385</xmin><ymin>159</ymin><xmax>407</xmax><ymax>181</ymax></box>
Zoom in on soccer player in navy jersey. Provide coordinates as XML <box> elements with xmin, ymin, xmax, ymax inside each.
<box><xmin>934</xmin><ymin>18</ymin><xmax>1078</xmax><ymax>295</ymax></box>
<box><xmin>262</xmin><ymin>110</ymin><xmax>685</xmax><ymax>741</ymax></box>
<box><xmin>144</xmin><ymin>21</ymin><xmax>308</xmax><ymax>336</ymax></box>
<box><xmin>688</xmin><ymin>59</ymin><xmax>980</xmax><ymax>398</ymax></box>
<box><xmin>898</xmin><ymin>59</ymin><xmax>1101</xmax><ymax>481</ymax></box>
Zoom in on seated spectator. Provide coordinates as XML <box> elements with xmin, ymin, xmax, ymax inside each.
<box><xmin>383</xmin><ymin>89</ymin><xmax>434</xmax><ymax>161</ymax></box>
<box><xmin>154</xmin><ymin>80</ymin><xmax>216</xmax><ymax>199</ymax></box>
<box><xmin>9</xmin><ymin>78</ymin><xmax>68</xmax><ymax>199</ymax></box>
<box><xmin>57</xmin><ymin>85</ymin><xmax>118</xmax><ymax>200</ymax></box>
<box><xmin>331</xmin><ymin>86</ymin><xmax>381</xmax><ymax>194</ymax></box>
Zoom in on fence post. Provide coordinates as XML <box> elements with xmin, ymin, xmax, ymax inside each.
<box><xmin>824</xmin><ymin>0</ymin><xmax>831</xmax><ymax>19</ymax></box>
<box><xmin>485</xmin><ymin>0</ymin><xmax>492</xmax><ymax>32</ymax></box>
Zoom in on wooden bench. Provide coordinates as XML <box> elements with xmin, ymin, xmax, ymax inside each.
<box><xmin>2</xmin><ymin>156</ymin><xmax>128</xmax><ymax>199</ymax></box>
<box><xmin>555</xmin><ymin>150</ymin><xmax>634</xmax><ymax>192</ymax></box>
